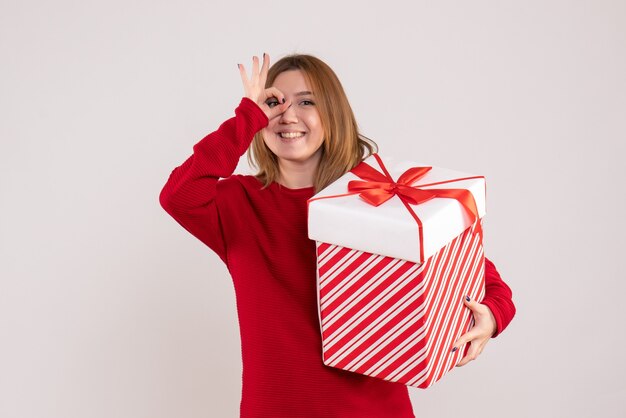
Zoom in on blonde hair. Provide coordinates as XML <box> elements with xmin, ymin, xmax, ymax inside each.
<box><xmin>247</xmin><ymin>54</ymin><xmax>377</xmax><ymax>193</ymax></box>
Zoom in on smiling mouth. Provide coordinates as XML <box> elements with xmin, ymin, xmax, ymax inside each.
<box><xmin>278</xmin><ymin>132</ymin><xmax>306</xmax><ymax>139</ymax></box>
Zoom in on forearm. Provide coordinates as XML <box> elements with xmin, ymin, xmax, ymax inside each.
<box><xmin>158</xmin><ymin>97</ymin><xmax>267</xmax><ymax>261</ymax></box>
<box><xmin>481</xmin><ymin>257</ymin><xmax>516</xmax><ymax>337</ymax></box>
<box><xmin>159</xmin><ymin>97</ymin><xmax>267</xmax><ymax>214</ymax></box>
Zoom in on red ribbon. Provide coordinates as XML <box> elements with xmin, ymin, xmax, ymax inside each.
<box><xmin>308</xmin><ymin>154</ymin><xmax>484</xmax><ymax>263</ymax></box>
<box><xmin>349</xmin><ymin>154</ymin><xmax>483</xmax><ymax>262</ymax></box>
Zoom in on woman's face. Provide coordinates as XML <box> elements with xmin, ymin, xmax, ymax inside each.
<box><xmin>261</xmin><ymin>69</ymin><xmax>324</xmax><ymax>167</ymax></box>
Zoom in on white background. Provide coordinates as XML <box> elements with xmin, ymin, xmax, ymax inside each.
<box><xmin>1</xmin><ymin>0</ymin><xmax>624</xmax><ymax>417</ymax></box>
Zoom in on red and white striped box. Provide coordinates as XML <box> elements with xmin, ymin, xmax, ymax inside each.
<box><xmin>307</xmin><ymin>154</ymin><xmax>486</xmax><ymax>389</ymax></box>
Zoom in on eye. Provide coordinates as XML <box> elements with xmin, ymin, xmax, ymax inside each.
<box><xmin>301</xmin><ymin>100</ymin><xmax>315</xmax><ymax>106</ymax></box>
<box><xmin>265</xmin><ymin>98</ymin><xmax>279</xmax><ymax>108</ymax></box>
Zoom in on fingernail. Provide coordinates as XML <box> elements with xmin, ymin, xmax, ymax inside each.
<box><xmin>282</xmin><ymin>98</ymin><xmax>286</xmax><ymax>103</ymax></box>
<box><xmin>451</xmin><ymin>347</ymin><xmax>457</xmax><ymax>352</ymax></box>
<box><xmin>263</xmin><ymin>52</ymin><xmax>267</xmax><ymax>57</ymax></box>
<box><xmin>465</xmin><ymin>295</ymin><xmax>471</xmax><ymax>302</ymax></box>
<box><xmin>237</xmin><ymin>64</ymin><xmax>240</xmax><ymax>69</ymax></box>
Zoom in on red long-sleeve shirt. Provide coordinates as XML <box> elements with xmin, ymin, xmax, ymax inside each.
<box><xmin>159</xmin><ymin>97</ymin><xmax>516</xmax><ymax>418</ymax></box>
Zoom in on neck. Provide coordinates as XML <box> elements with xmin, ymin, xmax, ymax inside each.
<box><xmin>277</xmin><ymin>156</ymin><xmax>319</xmax><ymax>189</ymax></box>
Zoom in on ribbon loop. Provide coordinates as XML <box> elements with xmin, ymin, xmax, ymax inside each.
<box><xmin>349</xmin><ymin>155</ymin><xmax>480</xmax><ymax>224</ymax></box>
<box><xmin>348</xmin><ymin>154</ymin><xmax>483</xmax><ymax>262</ymax></box>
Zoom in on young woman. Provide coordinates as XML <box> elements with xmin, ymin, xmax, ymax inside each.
<box><xmin>159</xmin><ymin>53</ymin><xmax>516</xmax><ymax>418</ymax></box>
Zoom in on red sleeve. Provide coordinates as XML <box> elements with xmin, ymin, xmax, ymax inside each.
<box><xmin>158</xmin><ymin>97</ymin><xmax>268</xmax><ymax>265</ymax></box>
<box><xmin>480</xmin><ymin>257</ymin><xmax>516</xmax><ymax>338</ymax></box>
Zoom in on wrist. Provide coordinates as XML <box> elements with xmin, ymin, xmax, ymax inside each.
<box><xmin>485</xmin><ymin>305</ymin><xmax>497</xmax><ymax>337</ymax></box>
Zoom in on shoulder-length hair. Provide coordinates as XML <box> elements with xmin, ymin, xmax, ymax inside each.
<box><xmin>247</xmin><ymin>54</ymin><xmax>377</xmax><ymax>194</ymax></box>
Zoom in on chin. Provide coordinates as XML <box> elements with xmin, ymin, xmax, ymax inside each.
<box><xmin>276</xmin><ymin>153</ymin><xmax>311</xmax><ymax>163</ymax></box>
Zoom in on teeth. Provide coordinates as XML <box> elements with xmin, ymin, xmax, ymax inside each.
<box><xmin>279</xmin><ymin>132</ymin><xmax>305</xmax><ymax>139</ymax></box>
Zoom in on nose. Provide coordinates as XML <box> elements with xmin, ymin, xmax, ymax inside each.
<box><xmin>279</xmin><ymin>103</ymin><xmax>298</xmax><ymax>123</ymax></box>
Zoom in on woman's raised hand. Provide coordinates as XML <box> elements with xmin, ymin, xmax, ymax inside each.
<box><xmin>238</xmin><ymin>53</ymin><xmax>291</xmax><ymax>120</ymax></box>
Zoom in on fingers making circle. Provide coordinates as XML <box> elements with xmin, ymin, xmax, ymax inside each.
<box><xmin>237</xmin><ymin>53</ymin><xmax>290</xmax><ymax>120</ymax></box>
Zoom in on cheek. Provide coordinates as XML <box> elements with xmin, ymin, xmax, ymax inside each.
<box><xmin>263</xmin><ymin>117</ymin><xmax>279</xmax><ymax>132</ymax></box>
<box><xmin>261</xmin><ymin>126</ymin><xmax>274</xmax><ymax>142</ymax></box>
<box><xmin>313</xmin><ymin>123</ymin><xmax>325</xmax><ymax>143</ymax></box>
<box><xmin>306</xmin><ymin>115</ymin><xmax>323</xmax><ymax>136</ymax></box>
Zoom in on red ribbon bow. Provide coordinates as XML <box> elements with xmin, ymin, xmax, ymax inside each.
<box><xmin>348</xmin><ymin>154</ymin><xmax>483</xmax><ymax>262</ymax></box>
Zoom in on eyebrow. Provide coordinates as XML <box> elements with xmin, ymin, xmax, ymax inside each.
<box><xmin>295</xmin><ymin>91</ymin><xmax>314</xmax><ymax>96</ymax></box>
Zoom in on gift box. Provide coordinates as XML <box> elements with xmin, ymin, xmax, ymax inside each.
<box><xmin>307</xmin><ymin>153</ymin><xmax>487</xmax><ymax>389</ymax></box>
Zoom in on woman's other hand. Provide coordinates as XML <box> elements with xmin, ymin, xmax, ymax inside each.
<box><xmin>452</xmin><ymin>295</ymin><xmax>497</xmax><ymax>367</ymax></box>
<box><xmin>237</xmin><ymin>53</ymin><xmax>291</xmax><ymax>120</ymax></box>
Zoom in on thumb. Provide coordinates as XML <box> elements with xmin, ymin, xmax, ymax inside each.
<box><xmin>266</xmin><ymin>97</ymin><xmax>292</xmax><ymax>120</ymax></box>
<box><xmin>261</xmin><ymin>87</ymin><xmax>287</xmax><ymax>119</ymax></box>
